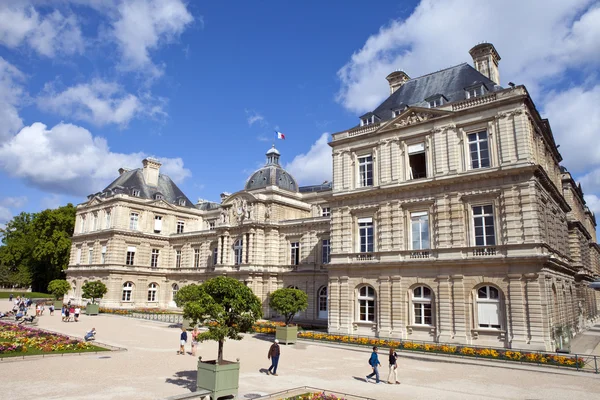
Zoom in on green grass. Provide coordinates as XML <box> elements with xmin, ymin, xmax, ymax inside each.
<box><xmin>0</xmin><ymin>292</ymin><xmax>53</xmax><ymax>299</ymax></box>
<box><xmin>0</xmin><ymin>345</ymin><xmax>108</xmax><ymax>358</ymax></box>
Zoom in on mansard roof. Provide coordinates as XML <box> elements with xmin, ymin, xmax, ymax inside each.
<box><xmin>99</xmin><ymin>169</ymin><xmax>196</xmax><ymax>208</ymax></box>
<box><xmin>370</xmin><ymin>63</ymin><xmax>501</xmax><ymax>123</ymax></box>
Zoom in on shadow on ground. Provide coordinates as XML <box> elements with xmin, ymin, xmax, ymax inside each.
<box><xmin>165</xmin><ymin>370</ymin><xmax>196</xmax><ymax>392</ymax></box>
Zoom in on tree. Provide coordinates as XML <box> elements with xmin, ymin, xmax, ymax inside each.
<box><xmin>0</xmin><ymin>212</ymin><xmax>35</xmax><ymax>288</ymax></box>
<box><xmin>269</xmin><ymin>288</ymin><xmax>308</xmax><ymax>326</ymax></box>
<box><xmin>81</xmin><ymin>281</ymin><xmax>107</xmax><ymax>304</ymax></box>
<box><xmin>175</xmin><ymin>276</ymin><xmax>262</xmax><ymax>363</ymax></box>
<box><xmin>47</xmin><ymin>279</ymin><xmax>71</xmax><ymax>300</ymax></box>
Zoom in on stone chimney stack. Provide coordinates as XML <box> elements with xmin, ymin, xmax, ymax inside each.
<box><xmin>469</xmin><ymin>43</ymin><xmax>501</xmax><ymax>85</ymax></box>
<box><xmin>142</xmin><ymin>158</ymin><xmax>161</xmax><ymax>186</ymax></box>
<box><xmin>385</xmin><ymin>70</ymin><xmax>410</xmax><ymax>95</ymax></box>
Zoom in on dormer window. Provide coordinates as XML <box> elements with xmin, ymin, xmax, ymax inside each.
<box><xmin>132</xmin><ymin>189</ymin><xmax>140</xmax><ymax>197</ymax></box>
<box><xmin>178</xmin><ymin>199</ymin><xmax>186</xmax><ymax>206</ymax></box>
<box><xmin>465</xmin><ymin>84</ymin><xmax>487</xmax><ymax>99</ymax></box>
<box><xmin>425</xmin><ymin>94</ymin><xmax>446</xmax><ymax>108</ymax></box>
<box><xmin>155</xmin><ymin>194</ymin><xmax>164</xmax><ymax>201</ymax></box>
<box><xmin>360</xmin><ymin>115</ymin><xmax>377</xmax><ymax>126</ymax></box>
<box><xmin>392</xmin><ymin>109</ymin><xmax>402</xmax><ymax>118</ymax></box>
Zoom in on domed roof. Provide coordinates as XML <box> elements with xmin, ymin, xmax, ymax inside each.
<box><xmin>245</xmin><ymin>146</ymin><xmax>298</xmax><ymax>192</ymax></box>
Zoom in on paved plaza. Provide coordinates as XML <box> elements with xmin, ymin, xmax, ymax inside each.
<box><xmin>2</xmin><ymin>313</ymin><xmax>600</xmax><ymax>400</ymax></box>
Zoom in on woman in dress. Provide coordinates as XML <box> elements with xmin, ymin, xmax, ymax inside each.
<box><xmin>191</xmin><ymin>327</ymin><xmax>200</xmax><ymax>356</ymax></box>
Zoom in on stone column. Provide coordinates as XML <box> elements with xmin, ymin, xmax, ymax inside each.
<box><xmin>507</xmin><ymin>274</ymin><xmax>528</xmax><ymax>348</ymax></box>
<box><xmin>436</xmin><ymin>275</ymin><xmax>451</xmax><ymax>342</ymax></box>
<box><xmin>378</xmin><ymin>276</ymin><xmax>391</xmax><ymax>336</ymax></box>
<box><xmin>339</xmin><ymin>276</ymin><xmax>351</xmax><ymax>334</ymax></box>
<box><xmin>451</xmin><ymin>275</ymin><xmax>466</xmax><ymax>342</ymax></box>
<box><xmin>328</xmin><ymin>277</ymin><xmax>340</xmax><ymax>333</ymax></box>
<box><xmin>390</xmin><ymin>276</ymin><xmax>402</xmax><ymax>338</ymax></box>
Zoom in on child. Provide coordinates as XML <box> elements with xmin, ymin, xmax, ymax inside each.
<box><xmin>178</xmin><ymin>327</ymin><xmax>188</xmax><ymax>355</ymax></box>
<box><xmin>74</xmin><ymin>307</ymin><xmax>81</xmax><ymax>322</ymax></box>
<box><xmin>49</xmin><ymin>304</ymin><xmax>55</xmax><ymax>316</ymax></box>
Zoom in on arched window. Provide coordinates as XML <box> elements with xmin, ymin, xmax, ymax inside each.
<box><xmin>172</xmin><ymin>284</ymin><xmax>179</xmax><ymax>302</ymax></box>
<box><xmin>357</xmin><ymin>285</ymin><xmax>375</xmax><ymax>322</ymax></box>
<box><xmin>412</xmin><ymin>286</ymin><xmax>432</xmax><ymax>325</ymax></box>
<box><xmin>318</xmin><ymin>286</ymin><xmax>328</xmax><ymax>319</ymax></box>
<box><xmin>147</xmin><ymin>283</ymin><xmax>158</xmax><ymax>302</ymax></box>
<box><xmin>234</xmin><ymin>238</ymin><xmax>243</xmax><ymax>265</ymax></box>
<box><xmin>477</xmin><ymin>285</ymin><xmax>501</xmax><ymax>329</ymax></box>
<box><xmin>122</xmin><ymin>282</ymin><xmax>134</xmax><ymax>302</ymax></box>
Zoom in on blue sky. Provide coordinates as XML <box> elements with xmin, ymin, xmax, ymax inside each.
<box><xmin>0</xmin><ymin>0</ymin><xmax>599</xmax><ymax>226</ymax></box>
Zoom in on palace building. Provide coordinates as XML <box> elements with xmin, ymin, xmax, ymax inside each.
<box><xmin>66</xmin><ymin>43</ymin><xmax>600</xmax><ymax>351</ymax></box>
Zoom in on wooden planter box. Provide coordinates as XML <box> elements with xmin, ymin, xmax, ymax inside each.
<box><xmin>276</xmin><ymin>325</ymin><xmax>298</xmax><ymax>345</ymax></box>
<box><xmin>86</xmin><ymin>304</ymin><xmax>100</xmax><ymax>315</ymax></box>
<box><xmin>197</xmin><ymin>359</ymin><xmax>239</xmax><ymax>400</ymax></box>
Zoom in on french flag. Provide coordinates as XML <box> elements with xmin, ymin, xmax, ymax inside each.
<box><xmin>275</xmin><ymin>131</ymin><xmax>286</xmax><ymax>140</ymax></box>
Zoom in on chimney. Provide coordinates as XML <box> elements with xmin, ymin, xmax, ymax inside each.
<box><xmin>386</xmin><ymin>70</ymin><xmax>410</xmax><ymax>95</ymax></box>
<box><xmin>142</xmin><ymin>158</ymin><xmax>161</xmax><ymax>186</ymax></box>
<box><xmin>118</xmin><ymin>167</ymin><xmax>130</xmax><ymax>176</ymax></box>
<box><xmin>469</xmin><ymin>43</ymin><xmax>501</xmax><ymax>85</ymax></box>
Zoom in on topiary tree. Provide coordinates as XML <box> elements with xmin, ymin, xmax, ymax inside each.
<box><xmin>269</xmin><ymin>288</ymin><xmax>308</xmax><ymax>326</ymax></box>
<box><xmin>81</xmin><ymin>280</ymin><xmax>107</xmax><ymax>304</ymax></box>
<box><xmin>175</xmin><ymin>276</ymin><xmax>262</xmax><ymax>363</ymax></box>
<box><xmin>47</xmin><ymin>279</ymin><xmax>71</xmax><ymax>300</ymax></box>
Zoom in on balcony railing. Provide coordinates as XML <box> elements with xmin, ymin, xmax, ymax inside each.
<box><xmin>452</xmin><ymin>93</ymin><xmax>497</xmax><ymax>111</ymax></box>
<box><xmin>409</xmin><ymin>251</ymin><xmax>431</xmax><ymax>259</ymax></box>
<box><xmin>472</xmin><ymin>247</ymin><xmax>497</xmax><ymax>256</ymax></box>
<box><xmin>353</xmin><ymin>253</ymin><xmax>378</xmax><ymax>262</ymax></box>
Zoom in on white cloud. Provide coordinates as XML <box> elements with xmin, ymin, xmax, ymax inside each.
<box><xmin>112</xmin><ymin>0</ymin><xmax>194</xmax><ymax>77</ymax></box>
<box><xmin>285</xmin><ymin>133</ymin><xmax>332</xmax><ymax>185</ymax></box>
<box><xmin>247</xmin><ymin>111</ymin><xmax>265</xmax><ymax>126</ymax></box>
<box><xmin>584</xmin><ymin>194</ymin><xmax>600</xmax><ymax>216</ymax></box>
<box><xmin>0</xmin><ymin>196</ymin><xmax>28</xmax><ymax>209</ymax></box>
<box><xmin>37</xmin><ymin>80</ymin><xmax>163</xmax><ymax>126</ymax></box>
<box><xmin>40</xmin><ymin>194</ymin><xmax>63</xmax><ymax>210</ymax></box>
<box><xmin>336</xmin><ymin>0</ymin><xmax>600</xmax><ymax>114</ymax></box>
<box><xmin>0</xmin><ymin>122</ymin><xmax>191</xmax><ymax>196</ymax></box>
<box><xmin>0</xmin><ymin>196</ymin><xmax>27</xmax><ymax>226</ymax></box>
<box><xmin>0</xmin><ymin>57</ymin><xmax>25</xmax><ymax>143</ymax></box>
<box><xmin>0</xmin><ymin>5</ymin><xmax>84</xmax><ymax>57</ymax></box>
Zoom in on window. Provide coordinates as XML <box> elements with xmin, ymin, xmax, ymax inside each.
<box><xmin>412</xmin><ymin>286</ymin><xmax>433</xmax><ymax>325</ymax></box>
<box><xmin>147</xmin><ymin>283</ymin><xmax>158</xmax><ymax>302</ymax></box>
<box><xmin>410</xmin><ymin>212</ymin><xmax>430</xmax><ymax>250</ymax></box>
<box><xmin>132</xmin><ymin>189</ymin><xmax>140</xmax><ymax>197</ymax></box>
<box><xmin>392</xmin><ymin>109</ymin><xmax>402</xmax><ymax>118</ymax></box>
<box><xmin>408</xmin><ymin>143</ymin><xmax>427</xmax><ymax>179</ymax></box>
<box><xmin>428</xmin><ymin>97</ymin><xmax>444</xmax><ymax>108</ymax></box>
<box><xmin>178</xmin><ymin>199</ymin><xmax>186</xmax><ymax>206</ymax></box>
<box><xmin>155</xmin><ymin>194</ymin><xmax>164</xmax><ymax>201</ymax></box>
<box><xmin>194</xmin><ymin>248</ymin><xmax>200</xmax><ymax>268</ymax></box>
<box><xmin>358</xmin><ymin>286</ymin><xmax>375</xmax><ymax>322</ymax></box>
<box><xmin>361</xmin><ymin>115</ymin><xmax>375</xmax><ymax>126</ymax></box>
<box><xmin>175</xmin><ymin>250</ymin><xmax>181</xmax><ymax>268</ymax></box>
<box><xmin>473</xmin><ymin>205</ymin><xmax>495</xmax><ymax>246</ymax></box>
<box><xmin>122</xmin><ymin>282</ymin><xmax>133</xmax><ymax>301</ymax></box>
<box><xmin>80</xmin><ymin>216</ymin><xmax>86</xmax><ymax>233</ymax></box>
<box><xmin>154</xmin><ymin>216</ymin><xmax>162</xmax><ymax>233</ymax></box>
<box><xmin>126</xmin><ymin>246</ymin><xmax>136</xmax><ymax>265</ymax></box>
<box><xmin>468</xmin><ymin>131</ymin><xmax>490</xmax><ymax>169</ymax></box>
<box><xmin>151</xmin><ymin>249</ymin><xmax>159</xmax><ymax>268</ymax></box>
<box><xmin>290</xmin><ymin>242</ymin><xmax>300</xmax><ymax>265</ymax></box>
<box><xmin>321</xmin><ymin>207</ymin><xmax>331</xmax><ymax>217</ymax></box>
<box><xmin>466</xmin><ymin>85</ymin><xmax>485</xmax><ymax>99</ymax></box>
<box><xmin>322</xmin><ymin>239</ymin><xmax>331</xmax><ymax>264</ymax></box>
<box><xmin>209</xmin><ymin>221</ymin><xmax>215</xmax><ymax>230</ymax></box>
<box><xmin>234</xmin><ymin>238</ymin><xmax>243</xmax><ymax>265</ymax></box>
<box><xmin>176</xmin><ymin>221</ymin><xmax>185</xmax><ymax>234</ymax></box>
<box><xmin>101</xmin><ymin>245</ymin><xmax>106</xmax><ymax>264</ymax></box>
<box><xmin>105</xmin><ymin>211</ymin><xmax>111</xmax><ymax>229</ymax></box>
<box><xmin>212</xmin><ymin>247</ymin><xmax>218</xmax><ymax>266</ymax></box>
<box><xmin>92</xmin><ymin>213</ymin><xmax>98</xmax><ymax>231</ymax></box>
<box><xmin>88</xmin><ymin>248</ymin><xmax>93</xmax><ymax>264</ymax></box>
<box><xmin>477</xmin><ymin>286</ymin><xmax>501</xmax><ymax>329</ymax></box>
<box><xmin>172</xmin><ymin>284</ymin><xmax>179</xmax><ymax>302</ymax></box>
<box><xmin>129</xmin><ymin>212</ymin><xmax>139</xmax><ymax>230</ymax></box>
<box><xmin>358</xmin><ymin>217</ymin><xmax>374</xmax><ymax>253</ymax></box>
<box><xmin>76</xmin><ymin>248</ymin><xmax>82</xmax><ymax>265</ymax></box>
<box><xmin>318</xmin><ymin>286</ymin><xmax>328</xmax><ymax>319</ymax></box>
<box><xmin>358</xmin><ymin>155</ymin><xmax>373</xmax><ymax>187</ymax></box>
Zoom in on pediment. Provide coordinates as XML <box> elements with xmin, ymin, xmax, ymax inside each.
<box><xmin>378</xmin><ymin>107</ymin><xmax>453</xmax><ymax>133</ymax></box>
<box><xmin>148</xmin><ymin>199</ymin><xmax>177</xmax><ymax>210</ymax></box>
<box><xmin>86</xmin><ymin>196</ymin><xmax>103</xmax><ymax>207</ymax></box>
<box><xmin>222</xmin><ymin>191</ymin><xmax>258</xmax><ymax>206</ymax></box>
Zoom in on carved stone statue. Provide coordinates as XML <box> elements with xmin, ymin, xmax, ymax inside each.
<box><xmin>265</xmin><ymin>204</ymin><xmax>271</xmax><ymax>220</ymax></box>
<box><xmin>220</xmin><ymin>208</ymin><xmax>229</xmax><ymax>224</ymax></box>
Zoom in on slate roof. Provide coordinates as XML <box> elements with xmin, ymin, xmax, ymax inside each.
<box><xmin>299</xmin><ymin>182</ymin><xmax>333</xmax><ymax>193</ymax></box>
<box><xmin>369</xmin><ymin>63</ymin><xmax>501</xmax><ymax>123</ymax></box>
<box><xmin>98</xmin><ymin>169</ymin><xmax>196</xmax><ymax>208</ymax></box>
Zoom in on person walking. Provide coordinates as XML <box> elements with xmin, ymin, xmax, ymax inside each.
<box><xmin>366</xmin><ymin>346</ymin><xmax>382</xmax><ymax>384</ymax></box>
<box><xmin>178</xmin><ymin>327</ymin><xmax>188</xmax><ymax>355</ymax></box>
<box><xmin>191</xmin><ymin>327</ymin><xmax>199</xmax><ymax>356</ymax></box>
<box><xmin>267</xmin><ymin>339</ymin><xmax>281</xmax><ymax>376</ymax></box>
<box><xmin>49</xmin><ymin>304</ymin><xmax>54</xmax><ymax>316</ymax></box>
<box><xmin>74</xmin><ymin>307</ymin><xmax>81</xmax><ymax>322</ymax></box>
<box><xmin>388</xmin><ymin>348</ymin><xmax>400</xmax><ymax>384</ymax></box>
<box><xmin>9</xmin><ymin>293</ymin><xmax>13</xmax><ymax>302</ymax></box>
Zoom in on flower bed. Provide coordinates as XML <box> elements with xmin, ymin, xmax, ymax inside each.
<box><xmin>297</xmin><ymin>332</ymin><xmax>585</xmax><ymax>369</ymax></box>
<box><xmin>252</xmin><ymin>320</ymin><xmax>286</xmax><ymax>334</ymax></box>
<box><xmin>0</xmin><ymin>322</ymin><xmax>107</xmax><ymax>357</ymax></box>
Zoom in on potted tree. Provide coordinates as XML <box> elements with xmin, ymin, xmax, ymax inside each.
<box><xmin>47</xmin><ymin>279</ymin><xmax>71</xmax><ymax>310</ymax></box>
<box><xmin>81</xmin><ymin>280</ymin><xmax>107</xmax><ymax>315</ymax></box>
<box><xmin>175</xmin><ymin>276</ymin><xmax>262</xmax><ymax>400</ymax></box>
<box><xmin>269</xmin><ymin>287</ymin><xmax>308</xmax><ymax>345</ymax></box>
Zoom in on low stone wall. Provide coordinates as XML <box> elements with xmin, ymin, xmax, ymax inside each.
<box><xmin>128</xmin><ymin>312</ymin><xmax>184</xmax><ymax>325</ymax></box>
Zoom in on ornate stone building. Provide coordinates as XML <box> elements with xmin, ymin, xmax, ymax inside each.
<box><xmin>67</xmin><ymin>43</ymin><xmax>600</xmax><ymax>351</ymax></box>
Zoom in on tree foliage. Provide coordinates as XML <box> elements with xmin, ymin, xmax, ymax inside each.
<box><xmin>47</xmin><ymin>279</ymin><xmax>71</xmax><ymax>300</ymax></box>
<box><xmin>175</xmin><ymin>276</ymin><xmax>262</xmax><ymax>363</ymax></box>
<box><xmin>269</xmin><ymin>288</ymin><xmax>308</xmax><ymax>326</ymax></box>
<box><xmin>81</xmin><ymin>280</ymin><xmax>107</xmax><ymax>304</ymax></box>
<box><xmin>0</xmin><ymin>204</ymin><xmax>76</xmax><ymax>291</ymax></box>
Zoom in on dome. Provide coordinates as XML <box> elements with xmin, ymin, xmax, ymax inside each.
<box><xmin>245</xmin><ymin>146</ymin><xmax>298</xmax><ymax>192</ymax></box>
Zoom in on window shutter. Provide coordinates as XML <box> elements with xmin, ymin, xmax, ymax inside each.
<box><xmin>357</xmin><ymin>217</ymin><xmax>373</xmax><ymax>223</ymax></box>
<box><xmin>154</xmin><ymin>217</ymin><xmax>162</xmax><ymax>231</ymax></box>
<box><xmin>76</xmin><ymin>248</ymin><xmax>82</xmax><ymax>263</ymax></box>
<box><xmin>101</xmin><ymin>246</ymin><xmax>107</xmax><ymax>254</ymax></box>
<box><xmin>408</xmin><ymin>143</ymin><xmax>425</xmax><ymax>154</ymax></box>
<box><xmin>127</xmin><ymin>246</ymin><xmax>136</xmax><ymax>252</ymax></box>
<box><xmin>478</xmin><ymin>302</ymin><xmax>499</xmax><ymax>326</ymax></box>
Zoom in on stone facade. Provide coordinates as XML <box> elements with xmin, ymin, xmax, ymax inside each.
<box><xmin>66</xmin><ymin>43</ymin><xmax>600</xmax><ymax>351</ymax></box>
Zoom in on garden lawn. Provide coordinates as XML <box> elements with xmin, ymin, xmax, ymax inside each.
<box><xmin>0</xmin><ymin>292</ymin><xmax>52</xmax><ymax>299</ymax></box>
<box><xmin>0</xmin><ymin>322</ymin><xmax>107</xmax><ymax>358</ymax></box>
